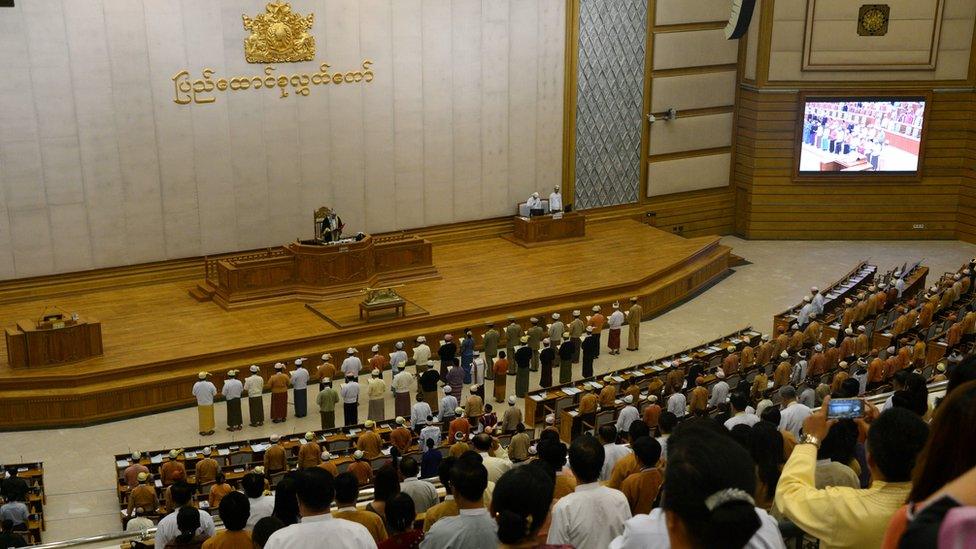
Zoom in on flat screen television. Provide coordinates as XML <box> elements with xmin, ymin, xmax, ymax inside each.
<box><xmin>796</xmin><ymin>96</ymin><xmax>926</xmax><ymax>178</ymax></box>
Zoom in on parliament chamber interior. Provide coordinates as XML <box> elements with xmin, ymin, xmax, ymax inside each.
<box><xmin>3</xmin><ymin>1</ymin><xmax>976</xmax><ymax>548</ymax></box>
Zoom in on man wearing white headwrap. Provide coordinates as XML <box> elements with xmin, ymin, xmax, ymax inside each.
<box><xmin>244</xmin><ymin>365</ymin><xmax>265</xmax><ymax>427</ymax></box>
<box><xmin>626</xmin><ymin>297</ymin><xmax>643</xmax><ymax>351</ymax></box>
<box><xmin>797</xmin><ymin>296</ymin><xmax>813</xmax><ymax>327</ymax></box>
<box><xmin>568</xmin><ymin>310</ymin><xmax>586</xmax><ymax>364</ymax></box>
<box><xmin>615</xmin><ymin>395</ymin><xmax>640</xmax><ymax>432</ymax></box>
<box><xmin>811</xmin><ymin>286</ymin><xmax>824</xmax><ymax>316</ymax></box>
<box><xmin>708</xmin><ymin>370</ymin><xmax>729</xmax><ymax>408</ymax></box>
<box><xmin>526</xmin><ymin>318</ymin><xmax>544</xmax><ymax>372</ymax></box>
<box><xmin>392</xmin><ymin>366</ymin><xmax>414</xmax><ymax>418</ymax></box>
<box><xmin>221</xmin><ymin>370</ymin><xmax>244</xmax><ymax>431</ymax></box>
<box><xmin>390</xmin><ymin>341</ymin><xmax>408</xmax><ymax>375</ymax></box>
<box><xmin>412</xmin><ymin>336</ymin><xmax>431</xmax><ymax>374</ymax></box>
<box><xmin>340</xmin><ymin>374</ymin><xmax>361</xmax><ymax>426</ymax></box>
<box><xmin>607</xmin><ymin>302</ymin><xmax>625</xmax><ymax>355</ymax></box>
<box><xmin>341</xmin><ymin>348</ymin><xmax>362</xmax><ymax>378</ymax></box>
<box><xmin>501</xmin><ymin>396</ymin><xmax>523</xmax><ymax>434</ymax></box>
<box><xmin>526</xmin><ymin>191</ymin><xmax>543</xmax><ymax>211</ymax></box>
<box><xmin>192</xmin><ymin>372</ymin><xmax>217</xmax><ymax>436</ymax></box>
<box><xmin>587</xmin><ymin>305</ymin><xmax>606</xmax><ymax>358</ymax></box>
<box><xmin>504</xmin><ymin>317</ymin><xmax>523</xmax><ymax>376</ymax></box>
<box><xmin>268</xmin><ymin>363</ymin><xmax>290</xmax><ymax>423</ymax></box>
<box><xmin>482</xmin><ymin>322</ymin><xmax>500</xmax><ymax>381</ymax></box>
<box><xmin>894</xmin><ymin>271</ymin><xmax>906</xmax><ymax>297</ymax></box>
<box><xmin>548</xmin><ymin>313</ymin><xmax>566</xmax><ymax>346</ymax></box>
<box><xmin>316</xmin><ymin>378</ymin><xmax>339</xmax><ymax>430</ymax></box>
<box><xmin>439</xmin><ymin>387</ymin><xmax>458</xmax><ymax>422</ymax></box>
<box><xmin>367</xmin><ymin>369</ymin><xmax>386</xmax><ymax>421</ymax></box>
<box><xmin>290</xmin><ymin>359</ymin><xmax>310</xmax><ymax>418</ymax></box>
<box><xmin>549</xmin><ymin>186</ymin><xmax>563</xmax><ymax>213</ymax></box>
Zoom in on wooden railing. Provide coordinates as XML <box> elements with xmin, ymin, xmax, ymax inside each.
<box><xmin>203</xmin><ymin>247</ymin><xmax>287</xmax><ymax>284</ymax></box>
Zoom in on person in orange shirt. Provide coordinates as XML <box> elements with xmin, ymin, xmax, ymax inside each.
<box><xmin>492</xmin><ymin>352</ymin><xmax>509</xmax><ymax>403</ymax></box>
<box><xmin>587</xmin><ymin>305</ymin><xmax>606</xmax><ymax>358</ymax></box>
<box><xmin>642</xmin><ymin>395</ymin><xmax>662</xmax><ymax>432</ymax></box>
<box><xmin>448</xmin><ymin>409</ymin><xmax>471</xmax><ymax>443</ymax></box>
<box><xmin>599</xmin><ymin>377</ymin><xmax>617</xmax><ymax>407</ymax></box>
<box><xmin>348</xmin><ymin>451</ymin><xmax>374</xmax><ymax>486</ymax></box>
<box><xmin>268</xmin><ymin>363</ymin><xmax>290</xmax><ymax>423</ymax></box>
<box><xmin>317</xmin><ymin>451</ymin><xmax>338</xmax><ymax>476</ymax></box>
<box><xmin>207</xmin><ymin>472</ymin><xmax>233</xmax><ymax>509</ymax></box>
<box><xmin>389</xmin><ymin>417</ymin><xmax>413</xmax><ymax>454</ymax></box>
<box><xmin>356</xmin><ymin>421</ymin><xmax>383</xmax><ymax>459</ymax></box>
<box><xmin>620</xmin><ymin>436</ymin><xmax>664</xmax><ymax>515</ymax></box>
<box><xmin>202</xmin><ymin>492</ymin><xmax>251</xmax><ymax>549</ymax></box>
<box><xmin>578</xmin><ymin>389</ymin><xmax>598</xmax><ymax>428</ymax></box>
<box><xmin>316</xmin><ymin>353</ymin><xmax>337</xmax><ymax>390</ymax></box>
<box><xmin>688</xmin><ymin>377</ymin><xmax>709</xmax><ymax>416</ymax></box>
<box><xmin>263</xmin><ymin>435</ymin><xmax>287</xmax><ymax>473</ymax></box>
<box><xmin>332</xmin><ymin>472</ymin><xmax>388</xmax><ymax>544</ymax></box>
<box><xmin>160</xmin><ymin>449</ymin><xmax>187</xmax><ymax>486</ymax></box>
<box><xmin>195</xmin><ymin>447</ymin><xmax>220</xmax><ymax>485</ymax></box>
<box><xmin>297</xmin><ymin>432</ymin><xmax>322</xmax><ymax>468</ymax></box>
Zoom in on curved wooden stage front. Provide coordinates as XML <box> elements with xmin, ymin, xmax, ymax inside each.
<box><xmin>0</xmin><ymin>216</ymin><xmax>731</xmax><ymax>430</ymax></box>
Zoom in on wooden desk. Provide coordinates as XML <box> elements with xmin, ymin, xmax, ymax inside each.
<box><xmin>507</xmin><ymin>212</ymin><xmax>586</xmax><ymax>247</ymax></box>
<box><xmin>5</xmin><ymin>317</ymin><xmax>102</xmax><ymax>368</ymax></box>
<box><xmin>359</xmin><ymin>298</ymin><xmax>406</xmax><ymax>322</ymax></box>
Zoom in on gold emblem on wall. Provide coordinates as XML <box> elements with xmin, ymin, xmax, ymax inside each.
<box><xmin>242</xmin><ymin>2</ymin><xmax>315</xmax><ymax>63</ymax></box>
<box><xmin>857</xmin><ymin>4</ymin><xmax>890</xmax><ymax>36</ymax></box>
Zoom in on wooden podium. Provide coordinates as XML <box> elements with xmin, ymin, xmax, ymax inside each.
<box><xmin>5</xmin><ymin>316</ymin><xmax>103</xmax><ymax>368</ymax></box>
<box><xmin>506</xmin><ymin>212</ymin><xmax>586</xmax><ymax>247</ymax></box>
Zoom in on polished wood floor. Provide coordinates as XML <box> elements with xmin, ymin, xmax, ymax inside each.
<box><xmin>0</xmin><ymin>218</ymin><xmax>730</xmax><ymax>427</ymax></box>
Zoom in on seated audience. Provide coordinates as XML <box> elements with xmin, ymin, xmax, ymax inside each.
<box><xmin>124</xmin><ymin>453</ymin><xmax>150</xmax><ymax>489</ymax></box>
<box><xmin>128</xmin><ymin>471</ymin><xmax>158</xmax><ymax>517</ymax></box>
<box><xmin>332</xmin><ymin>472</ymin><xmax>388</xmax><ymax>544</ymax></box>
<box><xmin>748</xmin><ymin>421</ymin><xmax>785</xmax><ymax>511</ymax></box>
<box><xmin>777</xmin><ymin>386</ymin><xmax>811</xmax><ymax>438</ymax></box>
<box><xmin>775</xmin><ymin>401</ymin><xmax>929</xmax><ymax>549</ymax></box>
<box><xmin>399</xmin><ymin>457</ymin><xmax>438</xmax><ymax>515</ymax></box>
<box><xmin>125</xmin><ymin>507</ymin><xmax>155</xmax><ymax>533</ymax></box>
<box><xmin>201</xmin><ymin>492</ymin><xmax>250</xmax><ymax>549</ymax></box>
<box><xmin>270</xmin><ymin>474</ymin><xmax>301</xmax><ymax>527</ymax></box>
<box><xmin>154</xmin><ymin>482</ymin><xmax>215</xmax><ymax>549</ymax></box>
<box><xmin>207</xmin><ymin>472</ymin><xmax>233</xmax><ymax>509</ymax></box>
<box><xmin>423</xmin><ymin>457</ymin><xmax>458</xmax><ymax>533</ymax></box>
<box><xmin>250</xmin><ymin>517</ymin><xmax>284</xmax><ymax>549</ymax></box>
<box><xmin>491</xmin><ymin>463</ymin><xmax>555</xmax><ymax>548</ymax></box>
<box><xmin>607</xmin><ymin>420</ymin><xmax>651</xmax><ymax>489</ymax></box>
<box><xmin>882</xmin><ymin>380</ymin><xmax>976</xmax><ymax>547</ymax></box>
<box><xmin>0</xmin><ymin>520</ymin><xmax>26</xmax><ymax>549</ymax></box>
<box><xmin>378</xmin><ymin>493</ymin><xmax>423</xmax><ymax>549</ymax></box>
<box><xmin>547</xmin><ymin>434</ymin><xmax>632</xmax><ymax>547</ymax></box>
<box><xmin>263</xmin><ymin>468</ymin><xmax>374</xmax><ymax>549</ymax></box>
<box><xmin>365</xmin><ymin>467</ymin><xmax>400</xmax><ymax>527</ymax></box>
<box><xmin>599</xmin><ymin>424</ymin><xmax>629</xmax><ymax>482</ymax></box>
<box><xmin>507</xmin><ymin>424</ymin><xmax>531</xmax><ymax>463</ymax></box>
<box><xmin>472</xmin><ymin>433</ymin><xmax>512</xmax><ymax>482</ymax></box>
<box><xmin>725</xmin><ymin>391</ymin><xmax>760</xmax><ymax>431</ymax></box>
<box><xmin>815</xmin><ymin>420</ymin><xmax>861</xmax><ymax>489</ymax></box>
<box><xmin>170</xmin><ymin>506</ymin><xmax>206</xmax><ymax>548</ymax></box>
<box><xmin>536</xmin><ymin>439</ymin><xmax>576</xmax><ymax>501</ymax></box>
<box><xmin>619</xmin><ymin>436</ymin><xmax>663</xmax><ymax>515</ymax></box>
<box><xmin>242</xmin><ymin>472</ymin><xmax>275</xmax><ymax>531</ymax></box>
<box><xmin>420</xmin><ymin>453</ymin><xmax>495</xmax><ymax>549</ymax></box>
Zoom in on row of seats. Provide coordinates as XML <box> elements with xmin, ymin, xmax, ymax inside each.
<box><xmin>0</xmin><ymin>462</ymin><xmax>45</xmax><ymax>545</ymax></box>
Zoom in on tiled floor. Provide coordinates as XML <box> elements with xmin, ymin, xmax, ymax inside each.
<box><xmin>3</xmin><ymin>237</ymin><xmax>975</xmax><ymax>542</ymax></box>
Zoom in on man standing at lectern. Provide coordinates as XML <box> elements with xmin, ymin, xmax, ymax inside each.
<box><xmin>549</xmin><ymin>187</ymin><xmax>562</xmax><ymax>213</ymax></box>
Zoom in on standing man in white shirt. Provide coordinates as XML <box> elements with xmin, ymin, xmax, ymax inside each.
<box><xmin>599</xmin><ymin>425</ymin><xmax>630</xmax><ymax>482</ymax></box>
<box><xmin>291</xmin><ymin>359</ymin><xmax>310</xmax><ymax>418</ymax></box>
<box><xmin>548</xmin><ymin>434</ymin><xmax>632</xmax><ymax>548</ymax></box>
<box><xmin>420</xmin><ymin>417</ymin><xmax>441</xmax><ymax>448</ymax></box>
<box><xmin>366</xmin><ymin>369</ymin><xmax>386</xmax><ymax>422</ymax></box>
<box><xmin>777</xmin><ymin>385</ymin><xmax>812</xmax><ymax>438</ymax></box>
<box><xmin>193</xmin><ymin>372</ymin><xmax>217</xmax><ymax>436</ymax></box>
<box><xmin>392</xmin><ymin>367</ymin><xmax>414</xmax><ymax>418</ymax></box>
<box><xmin>411</xmin><ymin>394</ymin><xmax>432</xmax><ymax>434</ymax></box>
<box><xmin>241</xmin><ymin>472</ymin><xmax>275</xmax><ymax>531</ymax></box>
<box><xmin>471</xmin><ymin>433</ymin><xmax>512</xmax><ymax>482</ymax></box>
<box><xmin>263</xmin><ymin>468</ymin><xmax>375</xmax><ymax>549</ymax></box>
<box><xmin>811</xmin><ymin>286</ymin><xmax>825</xmax><ymax>316</ymax></box>
<box><xmin>615</xmin><ymin>395</ymin><xmax>640</xmax><ymax>433</ymax></box>
<box><xmin>708</xmin><ymin>370</ymin><xmax>730</xmax><ymax>408</ymax></box>
<box><xmin>549</xmin><ymin>186</ymin><xmax>563</xmax><ymax>213</ymax></box>
<box><xmin>607</xmin><ymin>302</ymin><xmax>626</xmax><ymax>355</ymax></box>
<box><xmin>341</xmin><ymin>348</ymin><xmax>362</xmax><ymax>378</ymax></box>
<box><xmin>438</xmin><ymin>387</ymin><xmax>458</xmax><ymax>422</ymax></box>
<box><xmin>421</xmin><ymin>455</ymin><xmax>496</xmax><ymax>549</ymax></box>
<box><xmin>389</xmin><ymin>342</ymin><xmax>408</xmax><ymax>375</ymax></box>
<box><xmin>412</xmin><ymin>336</ymin><xmax>431</xmax><ymax>373</ymax></box>
<box><xmin>723</xmin><ymin>392</ymin><xmax>761</xmax><ymax>431</ymax></box>
<box><xmin>340</xmin><ymin>374</ymin><xmax>361</xmax><ymax>426</ymax></box>
<box><xmin>154</xmin><ymin>482</ymin><xmax>216</xmax><ymax>549</ymax></box>
<box><xmin>221</xmin><ymin>370</ymin><xmax>244</xmax><ymax>432</ymax></box>
<box><xmin>398</xmin><ymin>457</ymin><xmax>439</xmax><ymax>514</ymax></box>
<box><xmin>667</xmin><ymin>390</ymin><xmax>687</xmax><ymax>418</ymax></box>
<box><xmin>244</xmin><ymin>365</ymin><xmax>265</xmax><ymax>427</ymax></box>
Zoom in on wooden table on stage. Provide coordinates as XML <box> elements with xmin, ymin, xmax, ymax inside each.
<box><xmin>5</xmin><ymin>317</ymin><xmax>103</xmax><ymax>368</ymax></box>
<box><xmin>509</xmin><ymin>212</ymin><xmax>586</xmax><ymax>246</ymax></box>
<box><xmin>359</xmin><ymin>298</ymin><xmax>406</xmax><ymax>322</ymax></box>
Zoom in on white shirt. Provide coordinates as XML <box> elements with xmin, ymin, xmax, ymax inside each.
<box><xmin>439</xmin><ymin>396</ymin><xmax>458</xmax><ymax>420</ymax></box>
<box><xmin>290</xmin><ymin>368</ymin><xmax>309</xmax><ymax>390</ymax></box>
<box><xmin>656</xmin><ymin>435</ymin><xmax>669</xmax><ymax>459</ymax></box>
<box><xmin>154</xmin><ymin>507</ymin><xmax>216</xmax><ymax>549</ymax></box>
<box><xmin>392</xmin><ymin>371</ymin><xmax>413</xmax><ymax>393</ymax></box>
<box><xmin>244</xmin><ymin>374</ymin><xmax>264</xmax><ymax>397</ymax></box>
<box><xmin>526</xmin><ymin>195</ymin><xmax>542</xmax><ymax>209</ymax></box>
<box><xmin>797</xmin><ymin>303</ymin><xmax>813</xmax><ymax>326</ymax></box>
<box><xmin>812</xmin><ymin>293</ymin><xmax>825</xmax><ymax>315</ymax></box>
<box><xmin>412</xmin><ymin>344</ymin><xmax>431</xmax><ymax>366</ymax></box>
<box><xmin>125</xmin><ymin>516</ymin><xmax>155</xmax><ymax>533</ymax></box>
<box><xmin>264</xmin><ymin>512</ymin><xmax>375</xmax><ymax>549</ymax></box>
<box><xmin>192</xmin><ymin>381</ymin><xmax>217</xmax><ymax>405</ymax></box>
<box><xmin>340</xmin><ymin>382</ymin><xmax>360</xmax><ymax>404</ymax></box>
<box><xmin>221</xmin><ymin>379</ymin><xmax>244</xmax><ymax>400</ymax></box>
<box><xmin>478</xmin><ymin>451</ymin><xmax>512</xmax><ymax>483</ymax></box>
<box><xmin>778</xmin><ymin>401</ymin><xmax>812</xmax><ymax>438</ymax></box>
<box><xmin>667</xmin><ymin>393</ymin><xmax>686</xmax><ymax>417</ymax></box>
<box><xmin>615</xmin><ymin>405</ymin><xmax>640</xmax><ymax>433</ymax></box>
<box><xmin>608</xmin><ymin>310</ymin><xmax>625</xmax><ymax>329</ymax></box>
<box><xmin>549</xmin><ymin>192</ymin><xmax>562</xmax><ymax>211</ymax></box>
<box><xmin>341</xmin><ymin>356</ymin><xmax>362</xmax><ymax>378</ymax></box>
<box><xmin>419</xmin><ymin>424</ymin><xmax>441</xmax><ymax>448</ymax></box>
<box><xmin>548</xmin><ymin>482</ymin><xmax>632</xmax><ymax>548</ymax></box>
<box><xmin>709</xmin><ymin>380</ymin><xmax>730</xmax><ymax>407</ymax></box>
<box><xmin>412</xmin><ymin>402</ymin><xmax>432</xmax><ymax>427</ymax></box>
<box><xmin>421</xmin><ymin>508</ymin><xmax>497</xmax><ymax>549</ymax></box>
<box><xmin>399</xmin><ymin>476</ymin><xmax>439</xmax><ymax>513</ymax></box>
<box><xmin>600</xmin><ymin>443</ymin><xmax>630</xmax><ymax>481</ymax></box>
<box><xmin>608</xmin><ymin>507</ymin><xmax>786</xmax><ymax>549</ymax></box>
<box><xmin>724</xmin><ymin>412</ymin><xmax>761</xmax><ymax>431</ymax></box>
<box><xmin>389</xmin><ymin>350</ymin><xmax>408</xmax><ymax>372</ymax></box>
<box><xmin>246</xmin><ymin>495</ymin><xmax>276</xmax><ymax>531</ymax></box>
<box><xmin>799</xmin><ymin>387</ymin><xmax>816</xmax><ymax>408</ymax></box>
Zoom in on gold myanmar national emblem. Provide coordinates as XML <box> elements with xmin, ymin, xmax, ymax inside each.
<box><xmin>242</xmin><ymin>1</ymin><xmax>316</xmax><ymax>63</ymax></box>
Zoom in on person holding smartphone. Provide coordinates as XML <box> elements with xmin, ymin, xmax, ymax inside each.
<box><xmin>774</xmin><ymin>398</ymin><xmax>929</xmax><ymax>549</ymax></box>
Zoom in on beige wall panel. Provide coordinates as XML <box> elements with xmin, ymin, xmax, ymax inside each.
<box><xmin>769</xmin><ymin>51</ymin><xmax>972</xmax><ymax>80</ymax></box>
<box><xmin>655</xmin><ymin>0</ymin><xmax>729</xmax><ymax>26</ymax></box>
<box><xmin>648</xmin><ymin>113</ymin><xmax>733</xmax><ymax>156</ymax></box>
<box><xmin>945</xmin><ymin>0</ymin><xmax>976</xmax><ymax>19</ymax></box>
<box><xmin>647</xmin><ymin>153</ymin><xmax>731</xmax><ymax>197</ymax></box>
<box><xmin>810</xmin><ymin>21</ymin><xmax>936</xmax><ymax>52</ymax></box>
<box><xmin>653</xmin><ymin>29</ymin><xmax>738</xmax><ymax>70</ymax></box>
<box><xmin>651</xmin><ymin>71</ymin><xmax>736</xmax><ymax>113</ymax></box>
<box><xmin>810</xmin><ymin>0</ymin><xmax>941</xmax><ymax>20</ymax></box>
<box><xmin>744</xmin><ymin>0</ymin><xmax>761</xmax><ymax>80</ymax></box>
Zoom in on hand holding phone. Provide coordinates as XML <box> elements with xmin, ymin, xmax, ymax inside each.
<box><xmin>827</xmin><ymin>398</ymin><xmax>864</xmax><ymax>419</ymax></box>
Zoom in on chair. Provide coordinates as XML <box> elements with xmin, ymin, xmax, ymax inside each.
<box><xmin>925</xmin><ymin>324</ymin><xmax>938</xmax><ymax>341</ymax></box>
<box><xmin>595</xmin><ymin>410</ymin><xmax>615</xmax><ymax>431</ymax></box>
<box><xmin>328</xmin><ymin>439</ymin><xmax>352</xmax><ymax>453</ymax></box>
<box><xmin>369</xmin><ymin>456</ymin><xmax>387</xmax><ymax>471</ymax></box>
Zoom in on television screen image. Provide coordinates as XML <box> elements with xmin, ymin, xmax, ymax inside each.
<box><xmin>798</xmin><ymin>99</ymin><xmax>925</xmax><ymax>174</ymax></box>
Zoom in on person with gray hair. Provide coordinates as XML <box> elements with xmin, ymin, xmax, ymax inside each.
<box><xmin>777</xmin><ymin>385</ymin><xmax>811</xmax><ymax>438</ymax></box>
